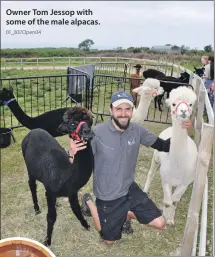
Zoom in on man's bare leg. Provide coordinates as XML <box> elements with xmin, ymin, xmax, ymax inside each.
<box><xmin>127</xmin><ymin>211</ymin><xmax>166</xmax><ymax>230</ymax></box>
<box><xmin>84</xmin><ymin>196</ymin><xmax>165</xmax><ymax>245</ymax></box>
<box><xmin>87</xmin><ymin>200</ymin><xmax>101</xmax><ymax>232</ymax></box>
<box><xmin>87</xmin><ymin>199</ymin><xmax>115</xmax><ymax>245</ymax></box>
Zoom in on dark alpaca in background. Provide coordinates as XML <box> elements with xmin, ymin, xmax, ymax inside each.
<box><xmin>154</xmin><ymin>72</ymin><xmax>191</xmax><ymax>111</ymax></box>
<box><xmin>193</xmin><ymin>66</ymin><xmax>205</xmax><ymax>77</ymax></box>
<box><xmin>155</xmin><ymin>80</ymin><xmax>193</xmax><ymax>111</ymax></box>
<box><xmin>21</xmin><ymin>107</ymin><xmax>94</xmax><ymax>246</ymax></box>
<box><xmin>143</xmin><ymin>69</ymin><xmax>165</xmax><ymax>79</ymax></box>
<box><xmin>0</xmin><ymin>87</ymin><xmax>71</xmax><ymax>137</ymax></box>
<box><xmin>142</xmin><ymin>69</ymin><xmax>192</xmax><ymax>111</ymax></box>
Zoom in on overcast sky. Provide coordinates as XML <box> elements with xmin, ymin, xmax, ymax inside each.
<box><xmin>1</xmin><ymin>1</ymin><xmax>214</xmax><ymax>50</ymax></box>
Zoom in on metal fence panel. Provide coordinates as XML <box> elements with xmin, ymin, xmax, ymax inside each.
<box><xmin>0</xmin><ymin>74</ymin><xmax>90</xmax><ymax>129</ymax></box>
<box><xmin>91</xmin><ymin>74</ymin><xmax>173</xmax><ymax>124</ymax></box>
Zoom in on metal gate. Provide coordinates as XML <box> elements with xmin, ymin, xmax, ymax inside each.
<box><xmin>0</xmin><ymin>62</ymin><xmax>178</xmax><ymax>129</ymax></box>
<box><xmin>90</xmin><ymin>74</ymin><xmax>173</xmax><ymax>124</ymax></box>
<box><xmin>0</xmin><ymin>74</ymin><xmax>90</xmax><ymax>129</ymax></box>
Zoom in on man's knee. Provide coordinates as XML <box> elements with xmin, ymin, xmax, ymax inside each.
<box><xmin>148</xmin><ymin>216</ymin><xmax>166</xmax><ymax>230</ymax></box>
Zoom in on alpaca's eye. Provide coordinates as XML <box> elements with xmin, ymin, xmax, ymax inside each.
<box><xmin>172</xmin><ymin>103</ymin><xmax>176</xmax><ymax>106</ymax></box>
<box><xmin>189</xmin><ymin>104</ymin><xmax>192</xmax><ymax>107</ymax></box>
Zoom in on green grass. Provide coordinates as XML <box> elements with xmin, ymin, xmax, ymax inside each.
<box><xmin>180</xmin><ymin>63</ymin><xmax>196</xmax><ymax>71</ymax></box>
<box><xmin>1</xmin><ymin>122</ymin><xmax>213</xmax><ymax>256</ymax></box>
<box><xmin>1</xmin><ymin>69</ymin><xmax>67</xmax><ymax>78</ymax></box>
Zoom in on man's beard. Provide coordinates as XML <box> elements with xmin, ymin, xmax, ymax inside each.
<box><xmin>112</xmin><ymin>116</ymin><xmax>131</xmax><ymax>130</ymax></box>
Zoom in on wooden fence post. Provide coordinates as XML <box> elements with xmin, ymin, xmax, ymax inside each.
<box><xmin>181</xmin><ymin>123</ymin><xmax>214</xmax><ymax>256</ymax></box>
<box><xmin>37</xmin><ymin>58</ymin><xmax>39</xmax><ymax>70</ymax></box>
<box><xmin>194</xmin><ymin>90</ymin><xmax>205</xmax><ymax>147</ymax></box>
<box><xmin>191</xmin><ymin>79</ymin><xmax>201</xmax><ymax>127</ymax></box>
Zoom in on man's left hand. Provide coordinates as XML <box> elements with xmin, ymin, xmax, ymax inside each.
<box><xmin>182</xmin><ymin>119</ymin><xmax>192</xmax><ymax>129</ymax></box>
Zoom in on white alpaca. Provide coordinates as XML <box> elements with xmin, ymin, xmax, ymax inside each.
<box><xmin>131</xmin><ymin>78</ymin><xmax>163</xmax><ymax>123</ymax></box>
<box><xmin>144</xmin><ymin>86</ymin><xmax>197</xmax><ymax>225</ymax></box>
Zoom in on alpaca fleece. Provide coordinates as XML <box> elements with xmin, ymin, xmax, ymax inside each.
<box><xmin>21</xmin><ymin>107</ymin><xmax>94</xmax><ymax>246</ymax></box>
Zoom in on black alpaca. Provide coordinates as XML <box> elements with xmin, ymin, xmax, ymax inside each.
<box><xmin>142</xmin><ymin>69</ymin><xmax>192</xmax><ymax>111</ymax></box>
<box><xmin>193</xmin><ymin>66</ymin><xmax>205</xmax><ymax>77</ymax></box>
<box><xmin>143</xmin><ymin>69</ymin><xmax>165</xmax><ymax>79</ymax></box>
<box><xmin>21</xmin><ymin>107</ymin><xmax>94</xmax><ymax>246</ymax></box>
<box><xmin>154</xmin><ymin>73</ymin><xmax>192</xmax><ymax>111</ymax></box>
<box><xmin>0</xmin><ymin>87</ymin><xmax>70</xmax><ymax>137</ymax></box>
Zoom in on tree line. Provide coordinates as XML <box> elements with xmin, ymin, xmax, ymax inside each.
<box><xmin>1</xmin><ymin>39</ymin><xmax>213</xmax><ymax>58</ymax></box>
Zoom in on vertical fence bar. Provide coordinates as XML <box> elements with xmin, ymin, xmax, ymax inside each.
<box><xmin>181</xmin><ymin>124</ymin><xmax>214</xmax><ymax>256</ymax></box>
<box><xmin>194</xmin><ymin>90</ymin><xmax>205</xmax><ymax>146</ymax></box>
<box><xmin>198</xmin><ymin>177</ymin><xmax>208</xmax><ymax>256</ymax></box>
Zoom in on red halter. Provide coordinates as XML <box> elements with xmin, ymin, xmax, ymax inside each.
<box><xmin>71</xmin><ymin>121</ymin><xmax>87</xmax><ymax>141</ymax></box>
<box><xmin>172</xmin><ymin>101</ymin><xmax>190</xmax><ymax>117</ymax></box>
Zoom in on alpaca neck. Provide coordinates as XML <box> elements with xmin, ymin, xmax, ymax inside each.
<box><xmin>132</xmin><ymin>95</ymin><xmax>152</xmax><ymax>123</ymax></box>
<box><xmin>169</xmin><ymin>119</ymin><xmax>188</xmax><ymax>164</ymax></box>
<box><xmin>75</xmin><ymin>143</ymin><xmax>93</xmax><ymax>163</ymax></box>
<box><xmin>73</xmin><ymin>143</ymin><xmax>93</xmax><ymax>179</ymax></box>
<box><xmin>7</xmin><ymin>100</ymin><xmax>33</xmax><ymax>127</ymax></box>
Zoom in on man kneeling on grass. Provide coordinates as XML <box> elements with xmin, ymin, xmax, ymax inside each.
<box><xmin>69</xmin><ymin>90</ymin><xmax>191</xmax><ymax>245</ymax></box>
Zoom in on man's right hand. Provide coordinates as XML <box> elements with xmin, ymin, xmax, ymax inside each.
<box><xmin>69</xmin><ymin>139</ymin><xmax>87</xmax><ymax>156</ymax></box>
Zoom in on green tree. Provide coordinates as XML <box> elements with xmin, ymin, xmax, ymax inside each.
<box><xmin>78</xmin><ymin>39</ymin><xmax>94</xmax><ymax>51</ymax></box>
<box><xmin>204</xmin><ymin>44</ymin><xmax>213</xmax><ymax>52</ymax></box>
<box><xmin>116</xmin><ymin>47</ymin><xmax>123</xmax><ymax>52</ymax></box>
<box><xmin>180</xmin><ymin>45</ymin><xmax>190</xmax><ymax>54</ymax></box>
<box><xmin>127</xmin><ymin>47</ymin><xmax>135</xmax><ymax>52</ymax></box>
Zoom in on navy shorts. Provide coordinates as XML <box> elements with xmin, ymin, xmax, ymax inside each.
<box><xmin>96</xmin><ymin>182</ymin><xmax>162</xmax><ymax>241</ymax></box>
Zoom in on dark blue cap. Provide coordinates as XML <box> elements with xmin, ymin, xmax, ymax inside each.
<box><xmin>111</xmin><ymin>90</ymin><xmax>134</xmax><ymax>107</ymax></box>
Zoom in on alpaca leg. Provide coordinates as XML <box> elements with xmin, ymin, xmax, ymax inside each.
<box><xmin>172</xmin><ymin>184</ymin><xmax>188</xmax><ymax>203</ymax></box>
<box><xmin>69</xmin><ymin>193</ymin><xmax>90</xmax><ymax>230</ymax></box>
<box><xmin>144</xmin><ymin>153</ymin><xmax>160</xmax><ymax>193</ymax></box>
<box><xmin>162</xmin><ymin>183</ymin><xmax>175</xmax><ymax>226</ymax></box>
<box><xmin>154</xmin><ymin>96</ymin><xmax>157</xmax><ymax>109</ymax></box>
<box><xmin>163</xmin><ymin>184</ymin><xmax>188</xmax><ymax>227</ymax></box>
<box><xmin>44</xmin><ymin>191</ymin><xmax>57</xmax><ymax>247</ymax></box>
<box><xmin>167</xmin><ymin>92</ymin><xmax>170</xmax><ymax>99</ymax></box>
<box><xmin>162</xmin><ymin>183</ymin><xmax>173</xmax><ymax>206</ymax></box>
<box><xmin>28</xmin><ymin>175</ymin><xmax>40</xmax><ymax>214</ymax></box>
<box><xmin>158</xmin><ymin>95</ymin><xmax>163</xmax><ymax>111</ymax></box>
<box><xmin>162</xmin><ymin>204</ymin><xmax>176</xmax><ymax>226</ymax></box>
<box><xmin>160</xmin><ymin>94</ymin><xmax>164</xmax><ymax>106</ymax></box>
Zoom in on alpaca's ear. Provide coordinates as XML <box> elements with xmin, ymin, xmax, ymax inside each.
<box><xmin>57</xmin><ymin>122</ymin><xmax>68</xmax><ymax>134</ymax></box>
<box><xmin>132</xmin><ymin>87</ymin><xmax>142</xmax><ymax>93</ymax></box>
